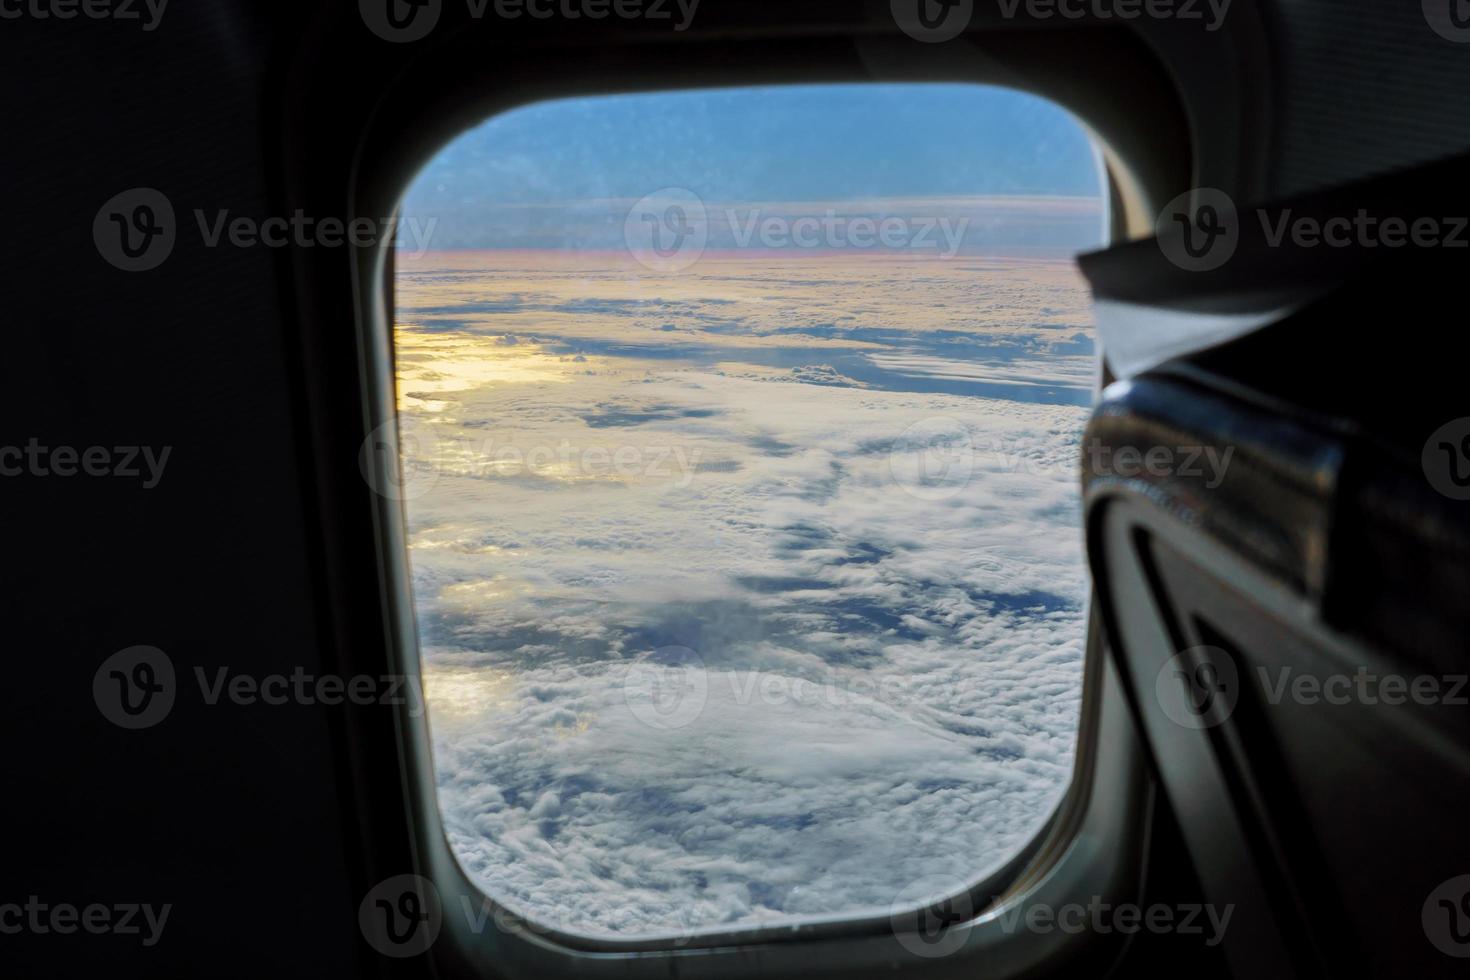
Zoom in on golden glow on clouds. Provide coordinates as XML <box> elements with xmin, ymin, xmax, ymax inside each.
<box><xmin>440</xmin><ymin>578</ymin><xmax>514</xmax><ymax>603</ymax></box>
<box><xmin>394</xmin><ymin>330</ymin><xmax>587</xmax><ymax>413</ymax></box>
<box><xmin>421</xmin><ymin>665</ymin><xmax>516</xmax><ymax>724</ymax></box>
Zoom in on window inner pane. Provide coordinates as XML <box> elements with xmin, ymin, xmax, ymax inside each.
<box><xmin>395</xmin><ymin>83</ymin><xmax>1105</xmax><ymax>940</ymax></box>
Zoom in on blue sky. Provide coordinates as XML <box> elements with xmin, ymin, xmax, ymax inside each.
<box><xmin>400</xmin><ymin>83</ymin><xmax>1105</xmax><ymax>252</ymax></box>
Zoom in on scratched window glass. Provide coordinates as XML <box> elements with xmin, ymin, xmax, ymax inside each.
<box><xmin>392</xmin><ymin>84</ymin><xmax>1105</xmax><ymax>939</ymax></box>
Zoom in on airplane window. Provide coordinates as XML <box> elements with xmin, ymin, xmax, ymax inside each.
<box><xmin>392</xmin><ymin>84</ymin><xmax>1106</xmax><ymax>940</ymax></box>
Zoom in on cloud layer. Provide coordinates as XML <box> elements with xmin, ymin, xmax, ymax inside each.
<box><xmin>398</xmin><ymin>252</ymin><xmax>1093</xmax><ymax>938</ymax></box>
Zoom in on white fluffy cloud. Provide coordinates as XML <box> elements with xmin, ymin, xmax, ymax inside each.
<box><xmin>398</xmin><ymin>253</ymin><xmax>1093</xmax><ymax>939</ymax></box>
